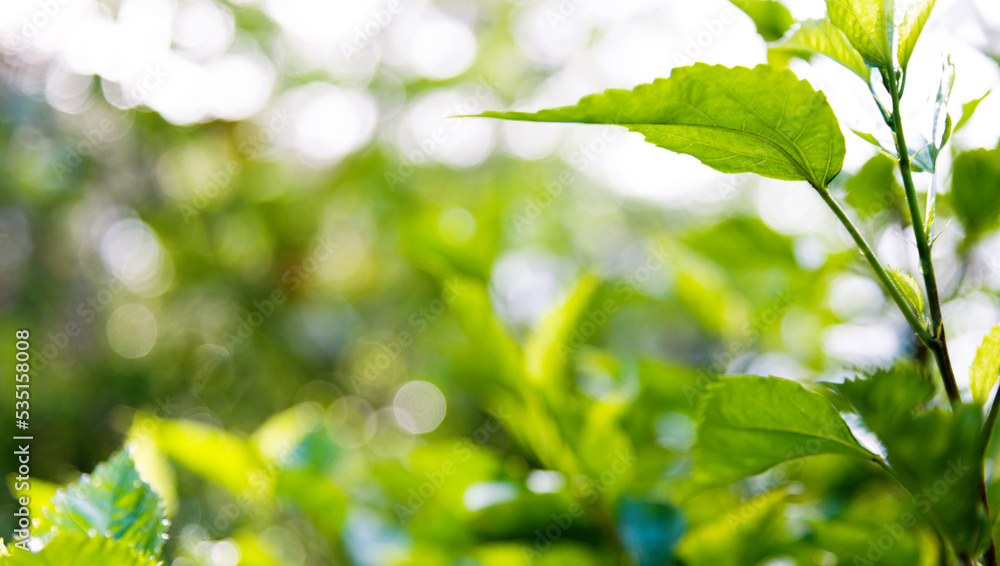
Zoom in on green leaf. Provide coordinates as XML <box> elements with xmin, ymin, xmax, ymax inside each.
<box><xmin>950</xmin><ymin>147</ymin><xmax>1000</xmax><ymax>240</ymax></box>
<box><xmin>826</xmin><ymin>0</ymin><xmax>894</xmax><ymax>68</ymax></box>
<box><xmin>692</xmin><ymin>375</ymin><xmax>876</xmax><ymax>485</ymax></box>
<box><xmin>44</xmin><ymin>450</ymin><xmax>167</xmax><ymax>557</ymax></box>
<box><xmin>524</xmin><ymin>274</ymin><xmax>601</xmax><ymax>385</ymax></box>
<box><xmin>837</xmin><ymin>372</ymin><xmax>989</xmax><ymax>554</ymax></box>
<box><xmin>886</xmin><ymin>266</ymin><xmax>924</xmax><ymax>315</ymax></box>
<box><xmin>476</xmin><ymin>64</ymin><xmax>845</xmax><ymax>188</ymax></box>
<box><xmin>851</xmin><ymin>129</ymin><xmax>896</xmax><ymax>157</ymax></box>
<box><xmin>768</xmin><ymin>19</ymin><xmax>870</xmax><ymax>82</ymax></box>
<box><xmin>970</xmin><ymin>324</ymin><xmax>1000</xmax><ymax>405</ymax></box>
<box><xmin>153</xmin><ymin>418</ymin><xmax>267</xmax><ymax>496</ymax></box>
<box><xmin>677</xmin><ymin>489</ymin><xmax>787</xmax><ymax>566</ymax></box>
<box><xmin>843</xmin><ymin>152</ymin><xmax>904</xmax><ymax>218</ymax></box>
<box><xmin>728</xmin><ymin>0</ymin><xmax>795</xmax><ymax>41</ymax></box>
<box><xmin>2</xmin><ymin>534</ymin><xmax>158</xmax><ymax>566</ymax></box>
<box><xmin>954</xmin><ymin>90</ymin><xmax>992</xmax><ymax>132</ymax></box>
<box><xmin>879</xmin><ymin>406</ymin><xmax>990</xmax><ymax>555</ymax></box>
<box><xmin>897</xmin><ymin>0</ymin><xmax>936</xmax><ymax>69</ymax></box>
<box><xmin>834</xmin><ymin>366</ymin><xmax>935</xmax><ymax>437</ymax></box>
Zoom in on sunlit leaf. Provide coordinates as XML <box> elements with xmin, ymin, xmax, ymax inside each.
<box><xmin>954</xmin><ymin>90</ymin><xmax>992</xmax><ymax>132</ymax></box>
<box><xmin>826</xmin><ymin>0</ymin><xmax>894</xmax><ymax>67</ymax></box>
<box><xmin>154</xmin><ymin>419</ymin><xmax>267</xmax><ymax>497</ymax></box>
<box><xmin>693</xmin><ymin>375</ymin><xmax>876</xmax><ymax>485</ymax></box>
<box><xmin>897</xmin><ymin>0</ymin><xmax>936</xmax><ymax>69</ymax></box>
<box><xmin>768</xmin><ymin>19</ymin><xmax>870</xmax><ymax>81</ymax></box>
<box><xmin>3</xmin><ymin>533</ymin><xmax>158</xmax><ymax>566</ymax></box>
<box><xmin>43</xmin><ymin>450</ymin><xmax>167</xmax><ymax>557</ymax></box>
<box><xmin>476</xmin><ymin>64</ymin><xmax>845</xmax><ymax>188</ymax></box>
<box><xmin>886</xmin><ymin>266</ymin><xmax>924</xmax><ymax>315</ymax></box>
<box><xmin>728</xmin><ymin>0</ymin><xmax>795</xmax><ymax>41</ymax></box>
<box><xmin>970</xmin><ymin>324</ymin><xmax>1000</xmax><ymax>405</ymax></box>
<box><xmin>852</xmin><ymin>129</ymin><xmax>896</xmax><ymax>157</ymax></box>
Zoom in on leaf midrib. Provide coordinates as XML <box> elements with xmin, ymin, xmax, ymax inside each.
<box><xmin>624</xmin><ymin>122</ymin><xmax>816</xmax><ymax>185</ymax></box>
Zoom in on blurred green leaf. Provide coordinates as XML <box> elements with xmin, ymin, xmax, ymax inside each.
<box><xmin>477</xmin><ymin>64</ymin><xmax>845</xmax><ymax>188</ymax></box>
<box><xmin>44</xmin><ymin>450</ymin><xmax>167</xmax><ymax>557</ymax></box>
<box><xmin>693</xmin><ymin>376</ymin><xmax>876</xmax><ymax>485</ymax></box>
<box><xmin>844</xmin><ymin>152</ymin><xmax>904</xmax><ymax>218</ymax></box>
<box><xmin>826</xmin><ymin>0</ymin><xmax>894</xmax><ymax>68</ymax></box>
<box><xmin>970</xmin><ymin>324</ymin><xmax>1000</xmax><ymax>405</ymax></box>
<box><xmin>677</xmin><ymin>488</ymin><xmax>786</xmax><ymax>566</ymax></box>
<box><xmin>3</xmin><ymin>533</ymin><xmax>157</xmax><ymax>566</ymax></box>
<box><xmin>728</xmin><ymin>0</ymin><xmax>795</xmax><ymax>41</ymax></box>
<box><xmin>950</xmin><ymin>147</ymin><xmax>1000</xmax><ymax>240</ymax></box>
<box><xmin>897</xmin><ymin>0</ymin><xmax>936</xmax><ymax>69</ymax></box>
<box><xmin>154</xmin><ymin>419</ymin><xmax>267</xmax><ymax>497</ymax></box>
<box><xmin>768</xmin><ymin>19</ymin><xmax>870</xmax><ymax>81</ymax></box>
<box><xmin>525</xmin><ymin>274</ymin><xmax>601</xmax><ymax>386</ymax></box>
<box><xmin>954</xmin><ymin>91</ymin><xmax>992</xmax><ymax>132</ymax></box>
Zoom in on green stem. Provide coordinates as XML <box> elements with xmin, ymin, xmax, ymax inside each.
<box><xmin>814</xmin><ymin>186</ymin><xmax>933</xmax><ymax>345</ymax></box>
<box><xmin>883</xmin><ymin>67</ymin><xmax>995</xmax><ymax>566</ymax></box>
<box><xmin>882</xmin><ymin>68</ymin><xmax>962</xmax><ymax>408</ymax></box>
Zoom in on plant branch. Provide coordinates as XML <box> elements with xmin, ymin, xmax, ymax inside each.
<box><xmin>882</xmin><ymin>66</ymin><xmax>995</xmax><ymax>566</ymax></box>
<box><xmin>881</xmin><ymin>68</ymin><xmax>962</xmax><ymax>408</ymax></box>
<box><xmin>814</xmin><ymin>186</ymin><xmax>933</xmax><ymax>345</ymax></box>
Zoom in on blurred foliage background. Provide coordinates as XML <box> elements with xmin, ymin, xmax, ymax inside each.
<box><xmin>2</xmin><ymin>0</ymin><xmax>1000</xmax><ymax>564</ymax></box>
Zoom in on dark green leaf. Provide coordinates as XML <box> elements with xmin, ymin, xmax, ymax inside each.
<box><xmin>693</xmin><ymin>375</ymin><xmax>876</xmax><ymax>485</ymax></box>
<box><xmin>834</xmin><ymin>366</ymin><xmax>935</xmax><ymax>437</ymax></box>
